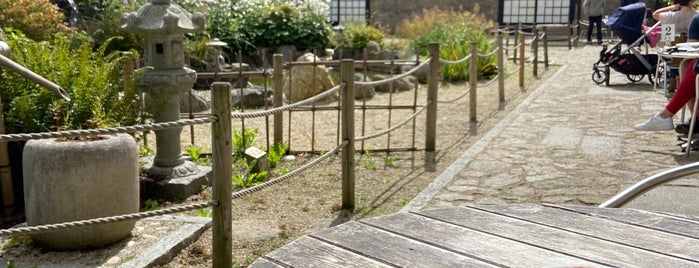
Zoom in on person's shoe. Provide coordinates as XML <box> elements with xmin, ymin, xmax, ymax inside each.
<box><xmin>597</xmin><ymin>40</ymin><xmax>603</xmax><ymax>45</ymax></box>
<box><xmin>635</xmin><ymin>113</ymin><xmax>674</xmax><ymax>131</ymax></box>
<box><xmin>586</xmin><ymin>40</ymin><xmax>593</xmax><ymax>44</ymax></box>
<box><xmin>674</xmin><ymin>120</ymin><xmax>699</xmax><ymax>135</ymax></box>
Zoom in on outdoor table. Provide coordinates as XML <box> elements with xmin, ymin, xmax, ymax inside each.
<box><xmin>251</xmin><ymin>204</ymin><xmax>699</xmax><ymax>267</ymax></box>
<box><xmin>657</xmin><ymin>43</ymin><xmax>699</xmax><ymax>155</ymax></box>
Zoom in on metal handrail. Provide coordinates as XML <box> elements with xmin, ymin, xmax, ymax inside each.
<box><xmin>599</xmin><ymin>161</ymin><xmax>699</xmax><ymax>208</ymax></box>
<box><xmin>0</xmin><ymin>52</ymin><xmax>70</xmax><ymax>101</ymax></box>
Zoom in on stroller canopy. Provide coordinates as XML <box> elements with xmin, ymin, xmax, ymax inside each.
<box><xmin>606</xmin><ymin>2</ymin><xmax>647</xmax><ymax>44</ymax></box>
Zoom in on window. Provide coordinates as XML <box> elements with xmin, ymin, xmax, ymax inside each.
<box><xmin>329</xmin><ymin>0</ymin><xmax>370</xmax><ymax>26</ymax></box>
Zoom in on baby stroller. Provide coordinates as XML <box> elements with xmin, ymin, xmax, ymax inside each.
<box><xmin>592</xmin><ymin>2</ymin><xmax>660</xmax><ymax>86</ymax></box>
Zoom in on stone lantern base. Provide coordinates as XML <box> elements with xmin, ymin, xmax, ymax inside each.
<box><xmin>140</xmin><ymin>157</ymin><xmax>212</xmax><ymax>200</ymax></box>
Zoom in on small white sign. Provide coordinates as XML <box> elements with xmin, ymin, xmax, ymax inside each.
<box><xmin>662</xmin><ymin>24</ymin><xmax>676</xmax><ymax>42</ymax></box>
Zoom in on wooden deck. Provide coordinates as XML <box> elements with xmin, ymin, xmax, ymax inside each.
<box><xmin>251</xmin><ymin>204</ymin><xmax>699</xmax><ymax>267</ymax></box>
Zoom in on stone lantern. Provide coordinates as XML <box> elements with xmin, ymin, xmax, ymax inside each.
<box><xmin>206</xmin><ymin>38</ymin><xmax>228</xmax><ymax>72</ymax></box>
<box><xmin>122</xmin><ymin>0</ymin><xmax>209</xmax><ymax>195</ymax></box>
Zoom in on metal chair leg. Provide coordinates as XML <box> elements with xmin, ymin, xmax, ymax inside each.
<box><xmin>685</xmin><ymin>75</ymin><xmax>699</xmax><ymax>156</ymax></box>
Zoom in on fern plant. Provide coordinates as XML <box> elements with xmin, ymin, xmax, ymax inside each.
<box><xmin>232</xmin><ymin>128</ymin><xmax>258</xmax><ymax>159</ymax></box>
<box><xmin>232</xmin><ymin>159</ymin><xmax>268</xmax><ymax>189</ymax></box>
<box><xmin>0</xmin><ymin>30</ymin><xmax>140</xmax><ymax>133</ymax></box>
<box><xmin>268</xmin><ymin>142</ymin><xmax>287</xmax><ymax>168</ymax></box>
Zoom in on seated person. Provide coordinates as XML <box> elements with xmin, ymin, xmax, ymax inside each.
<box><xmin>635</xmin><ymin>13</ymin><xmax>699</xmax><ymax>131</ymax></box>
<box><xmin>653</xmin><ymin>0</ymin><xmax>696</xmax><ymax>91</ymax></box>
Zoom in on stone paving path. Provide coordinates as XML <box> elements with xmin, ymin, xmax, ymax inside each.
<box><xmin>404</xmin><ymin>44</ymin><xmax>699</xmax><ymax>216</ymax></box>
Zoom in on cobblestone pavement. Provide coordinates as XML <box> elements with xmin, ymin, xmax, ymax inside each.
<box><xmin>404</xmin><ymin>44</ymin><xmax>699</xmax><ymax>216</ymax></box>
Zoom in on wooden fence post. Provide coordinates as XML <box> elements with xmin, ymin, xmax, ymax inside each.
<box><xmin>543</xmin><ymin>26</ymin><xmax>549</xmax><ymax>69</ymax></box>
<box><xmin>519</xmin><ymin>32</ymin><xmax>525</xmax><ymax>88</ymax></box>
<box><xmin>568</xmin><ymin>22</ymin><xmax>573</xmax><ymax>50</ymax></box>
<box><xmin>340</xmin><ymin>59</ymin><xmax>355</xmax><ymax>211</ymax></box>
<box><xmin>211</xmin><ymin>82</ymin><xmax>232</xmax><ymax>268</ymax></box>
<box><xmin>504</xmin><ymin>24</ymin><xmax>510</xmax><ymax>57</ymax></box>
<box><xmin>497</xmin><ymin>35</ymin><xmax>505</xmax><ymax>102</ymax></box>
<box><xmin>514</xmin><ymin>23</ymin><xmax>521</xmax><ymax>63</ymax></box>
<box><xmin>273</xmin><ymin>54</ymin><xmax>284</xmax><ymax>147</ymax></box>
<box><xmin>469</xmin><ymin>42</ymin><xmax>478</xmax><ymax>122</ymax></box>
<box><xmin>426</xmin><ymin>43</ymin><xmax>439</xmax><ymax>152</ymax></box>
<box><xmin>533</xmin><ymin>26</ymin><xmax>539</xmax><ymax>77</ymax></box>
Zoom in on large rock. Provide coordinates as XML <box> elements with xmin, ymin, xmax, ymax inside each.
<box><xmin>180</xmin><ymin>89</ymin><xmax>211</xmax><ymax>113</ymax></box>
<box><xmin>354</xmin><ymin>73</ymin><xmax>376</xmax><ymax>100</ymax></box>
<box><xmin>372</xmin><ymin>74</ymin><xmax>418</xmax><ymax>93</ymax></box>
<box><xmin>283</xmin><ymin>53</ymin><xmax>338</xmax><ymax>103</ymax></box>
<box><xmin>231</xmin><ymin>85</ymin><xmax>273</xmax><ymax>108</ymax></box>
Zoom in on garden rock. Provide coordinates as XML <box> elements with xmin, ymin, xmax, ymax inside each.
<box><xmin>354</xmin><ymin>73</ymin><xmax>376</xmax><ymax>100</ymax></box>
<box><xmin>283</xmin><ymin>53</ymin><xmax>338</xmax><ymax>103</ymax></box>
<box><xmin>371</xmin><ymin>74</ymin><xmax>418</xmax><ymax>93</ymax></box>
<box><xmin>231</xmin><ymin>85</ymin><xmax>272</xmax><ymax>108</ymax></box>
<box><xmin>180</xmin><ymin>89</ymin><xmax>210</xmax><ymax>113</ymax></box>
<box><xmin>409</xmin><ymin>63</ymin><xmax>429</xmax><ymax>84</ymax></box>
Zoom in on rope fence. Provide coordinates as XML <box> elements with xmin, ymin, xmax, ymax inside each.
<box><xmin>0</xmin><ymin>33</ymin><xmax>549</xmax><ymax>266</ymax></box>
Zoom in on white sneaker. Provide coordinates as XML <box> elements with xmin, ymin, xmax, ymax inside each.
<box><xmin>634</xmin><ymin>113</ymin><xmax>674</xmax><ymax>131</ymax></box>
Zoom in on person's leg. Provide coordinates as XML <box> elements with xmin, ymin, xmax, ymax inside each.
<box><xmin>635</xmin><ymin>58</ymin><xmax>699</xmax><ymax>131</ymax></box>
<box><xmin>587</xmin><ymin>19</ymin><xmax>594</xmax><ymax>43</ymax></box>
<box><xmin>665</xmin><ymin>58</ymin><xmax>699</xmax><ymax>115</ymax></box>
<box><xmin>593</xmin><ymin>16</ymin><xmax>603</xmax><ymax>43</ymax></box>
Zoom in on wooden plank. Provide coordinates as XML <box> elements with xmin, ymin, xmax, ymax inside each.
<box><xmin>418</xmin><ymin>206</ymin><xmax>698</xmax><ymax>267</ymax></box>
<box><xmin>475</xmin><ymin>204</ymin><xmax>699</xmax><ymax>262</ymax></box>
<box><xmin>254</xmin><ymin>236</ymin><xmax>393</xmax><ymax>268</ymax></box>
<box><xmin>249</xmin><ymin>257</ymin><xmax>285</xmax><ymax>268</ymax></box>
<box><xmin>550</xmin><ymin>204</ymin><xmax>699</xmax><ymax>239</ymax></box>
<box><xmin>311</xmin><ymin>221</ymin><xmax>499</xmax><ymax>267</ymax></box>
<box><xmin>361</xmin><ymin>212</ymin><xmax>602</xmax><ymax>267</ymax></box>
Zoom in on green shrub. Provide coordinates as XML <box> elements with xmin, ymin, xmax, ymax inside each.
<box><xmin>0</xmin><ymin>0</ymin><xmax>68</xmax><ymax>41</ymax></box>
<box><xmin>0</xmin><ymin>30</ymin><xmax>140</xmax><ymax>133</ymax></box>
<box><xmin>232</xmin><ymin>128</ymin><xmax>258</xmax><ymax>158</ymax></box>
<box><xmin>397</xmin><ymin>6</ymin><xmax>496</xmax><ymax>81</ymax></box>
<box><xmin>268</xmin><ymin>142</ymin><xmax>287</xmax><ymax>168</ymax></box>
<box><xmin>77</xmin><ymin>0</ymin><xmax>146</xmax><ymax>55</ymax></box>
<box><xmin>332</xmin><ymin>23</ymin><xmax>386</xmax><ymax>50</ymax></box>
<box><xmin>231</xmin><ymin>0</ymin><xmax>332</xmax><ymax>53</ymax></box>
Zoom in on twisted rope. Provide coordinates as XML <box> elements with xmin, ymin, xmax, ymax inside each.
<box><xmin>356</xmin><ymin>103</ymin><xmax>429</xmax><ymax>142</ymax></box>
<box><xmin>231</xmin><ymin>141</ymin><xmax>347</xmax><ymax>199</ymax></box>
<box><xmin>355</xmin><ymin>58</ymin><xmax>431</xmax><ymax>87</ymax></box>
<box><xmin>499</xmin><ymin>28</ymin><xmax>516</xmax><ymax>35</ymax></box>
<box><xmin>505</xmin><ymin>66</ymin><xmax>521</xmax><ymax>76</ymax></box>
<box><xmin>438</xmin><ymin>86</ymin><xmax>472</xmax><ymax>104</ymax></box>
<box><xmin>477</xmin><ymin>47</ymin><xmax>499</xmax><ymax>58</ymax></box>
<box><xmin>502</xmin><ymin>43</ymin><xmax>523</xmax><ymax>51</ymax></box>
<box><xmin>0</xmin><ymin>201</ymin><xmax>217</xmax><ymax>236</ymax></box>
<box><xmin>477</xmin><ymin>74</ymin><xmax>501</xmax><ymax>87</ymax></box>
<box><xmin>230</xmin><ymin>85</ymin><xmax>342</xmax><ymax>119</ymax></box>
<box><xmin>0</xmin><ymin>117</ymin><xmax>217</xmax><ymax>142</ymax></box>
<box><xmin>440</xmin><ymin>54</ymin><xmax>472</xmax><ymax>65</ymax></box>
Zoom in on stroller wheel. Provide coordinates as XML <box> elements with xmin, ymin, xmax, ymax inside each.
<box><xmin>592</xmin><ymin>70</ymin><xmax>606</xmax><ymax>84</ymax></box>
<box><xmin>626</xmin><ymin>74</ymin><xmax>644</xmax><ymax>83</ymax></box>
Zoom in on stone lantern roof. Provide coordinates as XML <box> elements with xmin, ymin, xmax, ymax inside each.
<box><xmin>121</xmin><ymin>0</ymin><xmax>205</xmax><ymax>34</ymax></box>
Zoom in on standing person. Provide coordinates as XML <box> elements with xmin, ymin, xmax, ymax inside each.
<box><xmin>635</xmin><ymin>13</ymin><xmax>699</xmax><ymax>131</ymax></box>
<box><xmin>584</xmin><ymin>0</ymin><xmax>606</xmax><ymax>44</ymax></box>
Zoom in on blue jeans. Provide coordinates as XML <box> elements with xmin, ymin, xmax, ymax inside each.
<box><xmin>587</xmin><ymin>15</ymin><xmax>603</xmax><ymax>42</ymax></box>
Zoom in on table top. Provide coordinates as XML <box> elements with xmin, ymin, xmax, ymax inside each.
<box><xmin>251</xmin><ymin>204</ymin><xmax>699</xmax><ymax>267</ymax></box>
<box><xmin>659</xmin><ymin>42</ymin><xmax>699</xmax><ymax>58</ymax></box>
